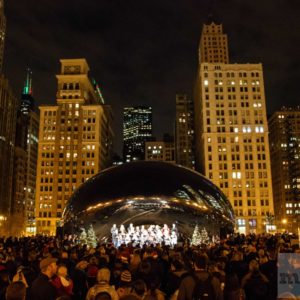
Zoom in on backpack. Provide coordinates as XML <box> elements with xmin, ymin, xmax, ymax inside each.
<box><xmin>245</xmin><ymin>274</ymin><xmax>269</xmax><ymax>298</ymax></box>
<box><xmin>180</xmin><ymin>272</ymin><xmax>215</xmax><ymax>300</ymax></box>
<box><xmin>192</xmin><ymin>273</ymin><xmax>214</xmax><ymax>300</ymax></box>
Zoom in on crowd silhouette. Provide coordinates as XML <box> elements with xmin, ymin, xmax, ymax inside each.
<box><xmin>0</xmin><ymin>232</ymin><xmax>297</xmax><ymax>300</ymax></box>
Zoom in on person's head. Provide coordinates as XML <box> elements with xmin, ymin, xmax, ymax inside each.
<box><xmin>131</xmin><ymin>279</ymin><xmax>147</xmax><ymax>297</ymax></box>
<box><xmin>97</xmin><ymin>268</ymin><xmax>110</xmax><ymax>283</ymax></box>
<box><xmin>57</xmin><ymin>265</ymin><xmax>68</xmax><ymax>278</ymax></box>
<box><xmin>259</xmin><ymin>255</ymin><xmax>269</xmax><ymax>265</ymax></box>
<box><xmin>60</xmin><ymin>251</ymin><xmax>68</xmax><ymax>259</ymax></box>
<box><xmin>76</xmin><ymin>260</ymin><xmax>88</xmax><ymax>270</ymax></box>
<box><xmin>171</xmin><ymin>259</ymin><xmax>184</xmax><ymax>271</ymax></box>
<box><xmin>95</xmin><ymin>292</ymin><xmax>112</xmax><ymax>300</ymax></box>
<box><xmin>5</xmin><ymin>281</ymin><xmax>26</xmax><ymax>300</ymax></box>
<box><xmin>249</xmin><ymin>259</ymin><xmax>259</xmax><ymax>272</ymax></box>
<box><xmin>258</xmin><ymin>248</ymin><xmax>265</xmax><ymax>258</ymax></box>
<box><xmin>39</xmin><ymin>257</ymin><xmax>58</xmax><ymax>278</ymax></box>
<box><xmin>194</xmin><ymin>255</ymin><xmax>207</xmax><ymax>270</ymax></box>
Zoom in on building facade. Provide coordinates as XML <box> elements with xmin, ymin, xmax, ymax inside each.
<box><xmin>194</xmin><ymin>22</ymin><xmax>274</xmax><ymax>234</ymax></box>
<box><xmin>123</xmin><ymin>106</ymin><xmax>152</xmax><ymax>162</ymax></box>
<box><xmin>35</xmin><ymin>59</ymin><xmax>114</xmax><ymax>235</ymax></box>
<box><xmin>198</xmin><ymin>22</ymin><xmax>229</xmax><ymax>64</ymax></box>
<box><xmin>145</xmin><ymin>139</ymin><xmax>175</xmax><ymax>164</ymax></box>
<box><xmin>269</xmin><ymin>108</ymin><xmax>300</xmax><ymax>232</ymax></box>
<box><xmin>0</xmin><ymin>0</ymin><xmax>5</xmax><ymax>73</ymax></box>
<box><xmin>0</xmin><ymin>75</ymin><xmax>18</xmax><ymax>232</ymax></box>
<box><xmin>175</xmin><ymin>94</ymin><xmax>195</xmax><ymax>169</ymax></box>
<box><xmin>11</xmin><ymin>109</ymin><xmax>27</xmax><ymax>235</ymax></box>
<box><xmin>11</xmin><ymin>69</ymin><xmax>39</xmax><ymax>235</ymax></box>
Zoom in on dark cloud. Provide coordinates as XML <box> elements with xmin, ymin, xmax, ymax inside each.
<box><xmin>3</xmin><ymin>0</ymin><xmax>300</xmax><ymax>154</ymax></box>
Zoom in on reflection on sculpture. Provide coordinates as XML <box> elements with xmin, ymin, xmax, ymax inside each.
<box><xmin>63</xmin><ymin>161</ymin><xmax>235</xmax><ymax>241</ymax></box>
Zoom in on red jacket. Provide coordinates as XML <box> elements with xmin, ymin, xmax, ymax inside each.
<box><xmin>51</xmin><ymin>275</ymin><xmax>74</xmax><ymax>297</ymax></box>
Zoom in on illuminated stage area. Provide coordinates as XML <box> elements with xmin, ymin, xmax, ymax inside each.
<box><xmin>110</xmin><ymin>223</ymin><xmax>179</xmax><ymax>247</ymax></box>
<box><xmin>63</xmin><ymin>161</ymin><xmax>235</xmax><ymax>243</ymax></box>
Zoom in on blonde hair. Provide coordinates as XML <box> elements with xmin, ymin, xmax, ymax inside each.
<box><xmin>57</xmin><ymin>265</ymin><xmax>68</xmax><ymax>277</ymax></box>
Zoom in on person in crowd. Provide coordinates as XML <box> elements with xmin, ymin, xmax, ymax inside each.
<box><xmin>87</xmin><ymin>256</ymin><xmax>99</xmax><ymax>287</ymax></box>
<box><xmin>86</xmin><ymin>268</ymin><xmax>119</xmax><ymax>300</ymax></box>
<box><xmin>129</xmin><ymin>279</ymin><xmax>147</xmax><ymax>300</ymax></box>
<box><xmin>5</xmin><ymin>281</ymin><xmax>27</xmax><ymax>300</ymax></box>
<box><xmin>241</xmin><ymin>259</ymin><xmax>269</xmax><ymax>300</ymax></box>
<box><xmin>143</xmin><ymin>277</ymin><xmax>165</xmax><ymax>300</ymax></box>
<box><xmin>70</xmin><ymin>260</ymin><xmax>89</xmax><ymax>300</ymax></box>
<box><xmin>164</xmin><ymin>259</ymin><xmax>188</xmax><ymax>299</ymax></box>
<box><xmin>30</xmin><ymin>257</ymin><xmax>58</xmax><ymax>300</ymax></box>
<box><xmin>117</xmin><ymin>270</ymin><xmax>132</xmax><ymax>298</ymax></box>
<box><xmin>129</xmin><ymin>251</ymin><xmax>141</xmax><ymax>275</ymax></box>
<box><xmin>51</xmin><ymin>265</ymin><xmax>73</xmax><ymax>297</ymax></box>
<box><xmin>0</xmin><ymin>269</ymin><xmax>10</xmax><ymax>299</ymax></box>
<box><xmin>223</xmin><ymin>272</ymin><xmax>245</xmax><ymax>300</ymax></box>
<box><xmin>95</xmin><ymin>291</ymin><xmax>112</xmax><ymax>300</ymax></box>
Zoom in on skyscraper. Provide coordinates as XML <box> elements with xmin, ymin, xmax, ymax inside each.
<box><xmin>0</xmin><ymin>0</ymin><xmax>5</xmax><ymax>73</ymax></box>
<box><xmin>194</xmin><ymin>22</ymin><xmax>274</xmax><ymax>233</ymax></box>
<box><xmin>123</xmin><ymin>106</ymin><xmax>152</xmax><ymax>162</ymax></box>
<box><xmin>175</xmin><ymin>94</ymin><xmax>195</xmax><ymax>169</ymax></box>
<box><xmin>21</xmin><ymin>70</ymin><xmax>39</xmax><ymax>234</ymax></box>
<box><xmin>11</xmin><ymin>69</ymin><xmax>39</xmax><ymax>235</ymax></box>
<box><xmin>20</xmin><ymin>68</ymin><xmax>34</xmax><ymax>114</ymax></box>
<box><xmin>269</xmin><ymin>107</ymin><xmax>300</xmax><ymax>232</ymax></box>
<box><xmin>11</xmin><ymin>103</ymin><xmax>27</xmax><ymax>235</ymax></box>
<box><xmin>198</xmin><ymin>21</ymin><xmax>229</xmax><ymax>64</ymax></box>
<box><xmin>35</xmin><ymin>58</ymin><xmax>114</xmax><ymax>235</ymax></box>
<box><xmin>0</xmin><ymin>75</ymin><xmax>18</xmax><ymax>232</ymax></box>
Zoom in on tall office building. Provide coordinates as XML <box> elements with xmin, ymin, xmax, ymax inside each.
<box><xmin>0</xmin><ymin>0</ymin><xmax>5</xmax><ymax>72</ymax></box>
<box><xmin>123</xmin><ymin>106</ymin><xmax>152</xmax><ymax>162</ymax></box>
<box><xmin>11</xmin><ymin>69</ymin><xmax>39</xmax><ymax>235</ymax></box>
<box><xmin>35</xmin><ymin>59</ymin><xmax>114</xmax><ymax>235</ymax></box>
<box><xmin>145</xmin><ymin>134</ymin><xmax>175</xmax><ymax>163</ymax></box>
<box><xmin>21</xmin><ymin>70</ymin><xmax>39</xmax><ymax>234</ymax></box>
<box><xmin>11</xmin><ymin>107</ymin><xmax>27</xmax><ymax>235</ymax></box>
<box><xmin>199</xmin><ymin>21</ymin><xmax>229</xmax><ymax>64</ymax></box>
<box><xmin>194</xmin><ymin>22</ymin><xmax>274</xmax><ymax>233</ymax></box>
<box><xmin>269</xmin><ymin>107</ymin><xmax>300</xmax><ymax>232</ymax></box>
<box><xmin>0</xmin><ymin>75</ymin><xmax>18</xmax><ymax>231</ymax></box>
<box><xmin>175</xmin><ymin>94</ymin><xmax>195</xmax><ymax>169</ymax></box>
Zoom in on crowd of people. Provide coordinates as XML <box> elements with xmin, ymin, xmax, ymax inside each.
<box><xmin>0</xmin><ymin>232</ymin><xmax>296</xmax><ymax>300</ymax></box>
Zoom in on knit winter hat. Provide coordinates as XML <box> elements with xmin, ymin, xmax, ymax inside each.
<box><xmin>120</xmin><ymin>270</ymin><xmax>132</xmax><ymax>282</ymax></box>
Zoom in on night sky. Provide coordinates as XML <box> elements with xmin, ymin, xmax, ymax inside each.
<box><xmin>4</xmin><ymin>0</ymin><xmax>300</xmax><ymax>154</ymax></box>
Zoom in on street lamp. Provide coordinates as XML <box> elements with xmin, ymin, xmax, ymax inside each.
<box><xmin>282</xmin><ymin>218</ymin><xmax>288</xmax><ymax>232</ymax></box>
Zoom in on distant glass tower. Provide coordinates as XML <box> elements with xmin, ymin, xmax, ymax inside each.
<box><xmin>20</xmin><ymin>68</ymin><xmax>34</xmax><ymax>114</ymax></box>
<box><xmin>123</xmin><ymin>106</ymin><xmax>152</xmax><ymax>162</ymax></box>
<box><xmin>0</xmin><ymin>0</ymin><xmax>6</xmax><ymax>72</ymax></box>
<box><xmin>269</xmin><ymin>107</ymin><xmax>300</xmax><ymax>232</ymax></box>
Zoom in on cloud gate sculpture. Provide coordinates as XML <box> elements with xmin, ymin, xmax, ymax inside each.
<box><xmin>62</xmin><ymin>161</ymin><xmax>235</xmax><ymax>245</ymax></box>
